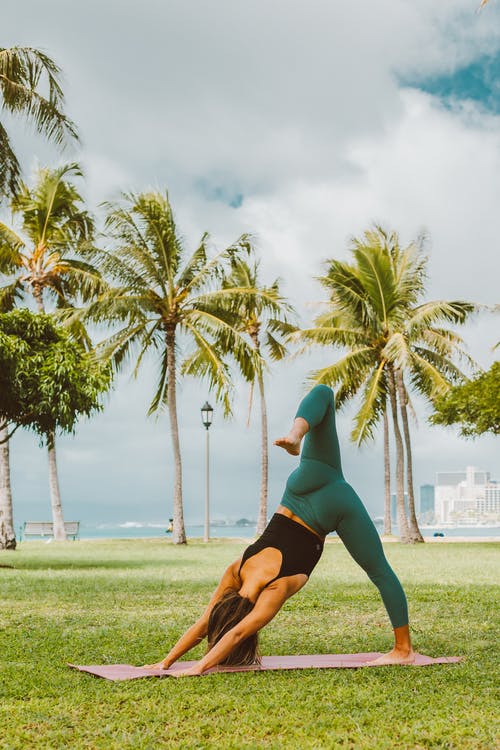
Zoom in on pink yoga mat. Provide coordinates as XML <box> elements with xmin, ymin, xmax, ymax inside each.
<box><xmin>68</xmin><ymin>652</ymin><xmax>463</xmax><ymax>681</ymax></box>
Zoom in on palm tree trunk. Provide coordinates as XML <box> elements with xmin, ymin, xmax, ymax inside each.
<box><xmin>34</xmin><ymin>288</ymin><xmax>68</xmax><ymax>541</ymax></box>
<box><xmin>249</xmin><ymin>330</ymin><xmax>268</xmax><ymax>537</ymax></box>
<box><xmin>47</xmin><ymin>430</ymin><xmax>67</xmax><ymax>541</ymax></box>
<box><xmin>255</xmin><ymin>369</ymin><xmax>269</xmax><ymax>536</ymax></box>
<box><xmin>396</xmin><ymin>369</ymin><xmax>424</xmax><ymax>543</ymax></box>
<box><xmin>166</xmin><ymin>328</ymin><xmax>186</xmax><ymax>545</ymax></box>
<box><xmin>0</xmin><ymin>423</ymin><xmax>16</xmax><ymax>550</ymax></box>
<box><xmin>383</xmin><ymin>407</ymin><xmax>392</xmax><ymax>536</ymax></box>
<box><xmin>387</xmin><ymin>365</ymin><xmax>411</xmax><ymax>543</ymax></box>
<box><xmin>32</xmin><ymin>282</ymin><xmax>44</xmax><ymax>313</ymax></box>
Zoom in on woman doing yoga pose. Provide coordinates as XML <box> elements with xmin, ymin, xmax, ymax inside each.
<box><xmin>146</xmin><ymin>385</ymin><xmax>414</xmax><ymax>676</ymax></box>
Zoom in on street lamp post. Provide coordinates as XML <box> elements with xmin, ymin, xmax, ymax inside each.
<box><xmin>201</xmin><ymin>401</ymin><xmax>213</xmax><ymax>543</ymax></box>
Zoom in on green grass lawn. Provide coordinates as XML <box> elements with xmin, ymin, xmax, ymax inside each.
<box><xmin>0</xmin><ymin>538</ymin><xmax>498</xmax><ymax>749</ymax></box>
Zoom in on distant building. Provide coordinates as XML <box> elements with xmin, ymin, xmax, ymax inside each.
<box><xmin>484</xmin><ymin>482</ymin><xmax>500</xmax><ymax>514</ymax></box>
<box><xmin>434</xmin><ymin>466</ymin><xmax>500</xmax><ymax>525</ymax></box>
<box><xmin>419</xmin><ymin>484</ymin><xmax>435</xmax><ymax>520</ymax></box>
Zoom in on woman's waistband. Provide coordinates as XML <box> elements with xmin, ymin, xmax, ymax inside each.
<box><xmin>266</xmin><ymin>512</ymin><xmax>324</xmax><ymax>546</ymax></box>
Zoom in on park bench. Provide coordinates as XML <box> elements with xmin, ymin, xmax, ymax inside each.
<box><xmin>21</xmin><ymin>521</ymin><xmax>80</xmax><ymax>540</ymax></box>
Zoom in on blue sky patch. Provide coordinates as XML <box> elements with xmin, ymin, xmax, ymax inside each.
<box><xmin>195</xmin><ymin>178</ymin><xmax>244</xmax><ymax>208</ymax></box>
<box><xmin>401</xmin><ymin>52</ymin><xmax>500</xmax><ymax>113</ymax></box>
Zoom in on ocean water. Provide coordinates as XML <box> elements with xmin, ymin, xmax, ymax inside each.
<box><xmin>68</xmin><ymin>521</ymin><xmax>500</xmax><ymax>540</ymax></box>
<box><xmin>80</xmin><ymin>522</ymin><xmax>256</xmax><ymax>540</ymax></box>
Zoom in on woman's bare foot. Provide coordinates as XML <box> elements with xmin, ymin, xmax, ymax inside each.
<box><xmin>274</xmin><ymin>418</ymin><xmax>309</xmax><ymax>456</ymax></box>
<box><xmin>366</xmin><ymin>648</ymin><xmax>416</xmax><ymax>666</ymax></box>
<box><xmin>273</xmin><ymin>434</ymin><xmax>302</xmax><ymax>456</ymax></box>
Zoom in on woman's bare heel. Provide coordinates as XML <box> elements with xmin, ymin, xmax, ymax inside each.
<box><xmin>273</xmin><ymin>417</ymin><xmax>309</xmax><ymax>456</ymax></box>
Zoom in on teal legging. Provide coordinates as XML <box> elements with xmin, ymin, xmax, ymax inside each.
<box><xmin>280</xmin><ymin>384</ymin><xmax>409</xmax><ymax>629</ymax></box>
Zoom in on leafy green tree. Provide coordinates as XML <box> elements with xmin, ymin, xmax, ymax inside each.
<box><xmin>294</xmin><ymin>226</ymin><xmax>476</xmax><ymax>542</ymax></box>
<box><xmin>80</xmin><ymin>191</ymin><xmax>261</xmax><ymax>544</ymax></box>
<box><xmin>430</xmin><ymin>361</ymin><xmax>500</xmax><ymax>437</ymax></box>
<box><xmin>0</xmin><ymin>310</ymin><xmax>111</xmax><ymax>549</ymax></box>
<box><xmin>0</xmin><ymin>47</ymin><xmax>77</xmax><ymax>199</ymax></box>
<box><xmin>0</xmin><ymin>162</ymin><xmax>101</xmax><ymax>540</ymax></box>
<box><xmin>222</xmin><ymin>257</ymin><xmax>296</xmax><ymax>534</ymax></box>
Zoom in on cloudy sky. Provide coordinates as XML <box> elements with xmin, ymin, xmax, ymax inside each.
<box><xmin>3</xmin><ymin>0</ymin><xmax>500</xmax><ymax>528</ymax></box>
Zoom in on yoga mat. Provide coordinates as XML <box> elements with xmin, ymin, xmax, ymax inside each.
<box><xmin>69</xmin><ymin>652</ymin><xmax>463</xmax><ymax>681</ymax></box>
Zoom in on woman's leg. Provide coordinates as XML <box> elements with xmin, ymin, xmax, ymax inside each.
<box><xmin>335</xmin><ymin>484</ymin><xmax>414</xmax><ymax>664</ymax></box>
<box><xmin>274</xmin><ymin>385</ymin><xmax>342</xmax><ymax>470</ymax></box>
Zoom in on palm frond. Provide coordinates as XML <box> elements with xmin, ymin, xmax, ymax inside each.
<box><xmin>0</xmin><ymin>123</ymin><xmax>21</xmax><ymax>197</ymax></box>
<box><xmin>318</xmin><ymin>260</ymin><xmax>374</xmax><ymax>328</ymax></box>
<box><xmin>409</xmin><ymin>348</ymin><xmax>463</xmax><ymax>399</ymax></box>
<box><xmin>103</xmin><ymin>195</ymin><xmax>174</xmax><ymax>296</ymax></box>
<box><xmin>265</xmin><ymin>331</ymin><xmax>287</xmax><ymax>361</ymax></box>
<box><xmin>47</xmin><ymin>258</ymin><xmax>107</xmax><ymax>303</ymax></box>
<box><xmin>181</xmin><ymin>321</ymin><xmax>233</xmax><ymax>417</ymax></box>
<box><xmin>148</xmin><ymin>345</ymin><xmax>170</xmax><ymax>415</ymax></box>
<box><xmin>83</xmin><ymin>288</ymin><xmax>155</xmax><ymax>326</ymax></box>
<box><xmin>351</xmin><ymin>242</ymin><xmax>396</xmax><ymax>326</ymax></box>
<box><xmin>0</xmin><ymin>220</ymin><xmax>25</xmax><ymax>270</ymax></box>
<box><xmin>0</xmin><ymin>279</ymin><xmax>24</xmax><ymax>310</ymax></box>
<box><xmin>184</xmin><ymin>307</ymin><xmax>258</xmax><ymax>382</ymax></box>
<box><xmin>0</xmin><ymin>46</ymin><xmax>78</xmax><ymax>145</ymax></box>
<box><xmin>188</xmin><ymin>286</ymin><xmax>289</xmax><ymax>319</ymax></box>
<box><xmin>56</xmin><ymin>309</ymin><xmax>93</xmax><ymax>350</ymax></box>
<box><xmin>12</xmin><ymin>163</ymin><xmax>89</xmax><ymax>248</ymax></box>
<box><xmin>417</xmin><ymin>327</ymin><xmax>477</xmax><ymax>371</ymax></box>
<box><xmin>94</xmin><ymin>319</ymin><xmax>152</xmax><ymax>372</ymax></box>
<box><xmin>176</xmin><ymin>232</ymin><xmax>209</xmax><ymax>288</ymax></box>
<box><xmin>290</xmin><ymin>323</ymin><xmax>367</xmax><ymax>350</ymax></box>
<box><xmin>409</xmin><ymin>300</ymin><xmax>478</xmax><ymax>330</ymax></box>
<box><xmin>307</xmin><ymin>346</ymin><xmax>377</xmax><ymax>407</ymax></box>
<box><xmin>183</xmin><ymin>233</ymin><xmax>252</xmax><ymax>294</ymax></box>
<box><xmin>132</xmin><ymin>320</ymin><xmax>163</xmax><ymax>378</ymax></box>
<box><xmin>392</xmin><ymin>241</ymin><xmax>427</xmax><ymax>307</ymax></box>
<box><xmin>382</xmin><ymin>332</ymin><xmax>411</xmax><ymax>370</ymax></box>
<box><xmin>351</xmin><ymin>361</ymin><xmax>387</xmax><ymax>445</ymax></box>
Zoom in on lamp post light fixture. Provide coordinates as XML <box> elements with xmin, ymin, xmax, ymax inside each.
<box><xmin>201</xmin><ymin>401</ymin><xmax>214</xmax><ymax>430</ymax></box>
<box><xmin>201</xmin><ymin>401</ymin><xmax>213</xmax><ymax>542</ymax></box>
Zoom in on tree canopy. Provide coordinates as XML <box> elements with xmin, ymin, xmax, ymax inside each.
<box><xmin>0</xmin><ymin>163</ymin><xmax>100</xmax><ymax>325</ymax></box>
<box><xmin>0</xmin><ymin>309</ymin><xmax>112</xmax><ymax>441</ymax></box>
<box><xmin>0</xmin><ymin>47</ymin><xmax>78</xmax><ymax>199</ymax></box>
<box><xmin>430</xmin><ymin>361</ymin><xmax>500</xmax><ymax>437</ymax></box>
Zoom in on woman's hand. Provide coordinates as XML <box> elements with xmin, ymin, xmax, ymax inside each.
<box><xmin>170</xmin><ymin>664</ymin><xmax>204</xmax><ymax>678</ymax></box>
<box><xmin>141</xmin><ymin>660</ymin><xmax>172</xmax><ymax>670</ymax></box>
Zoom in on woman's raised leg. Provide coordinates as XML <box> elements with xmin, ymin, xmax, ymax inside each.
<box><xmin>274</xmin><ymin>385</ymin><xmax>342</xmax><ymax>470</ymax></box>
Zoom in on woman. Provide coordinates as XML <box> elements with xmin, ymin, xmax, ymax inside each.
<box><xmin>146</xmin><ymin>385</ymin><xmax>414</xmax><ymax>676</ymax></box>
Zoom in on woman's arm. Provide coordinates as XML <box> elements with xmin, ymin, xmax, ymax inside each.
<box><xmin>143</xmin><ymin>559</ymin><xmax>241</xmax><ymax>669</ymax></box>
<box><xmin>173</xmin><ymin>584</ymin><xmax>290</xmax><ymax>676</ymax></box>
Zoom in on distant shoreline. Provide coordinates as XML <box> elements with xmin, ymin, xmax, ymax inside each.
<box><xmin>379</xmin><ymin>535</ymin><xmax>499</xmax><ymax>543</ymax></box>
<box><xmin>17</xmin><ymin>521</ymin><xmax>500</xmax><ymax>543</ymax></box>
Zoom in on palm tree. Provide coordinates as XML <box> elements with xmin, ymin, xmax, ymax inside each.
<box><xmin>80</xmin><ymin>191</ymin><xmax>263</xmax><ymax>544</ymax></box>
<box><xmin>0</xmin><ymin>47</ymin><xmax>77</xmax><ymax>199</ymax></box>
<box><xmin>0</xmin><ymin>162</ymin><xmax>99</xmax><ymax>541</ymax></box>
<box><xmin>0</xmin><ymin>426</ymin><xmax>15</xmax><ymax>549</ymax></box>
<box><xmin>222</xmin><ymin>257</ymin><xmax>296</xmax><ymax>535</ymax></box>
<box><xmin>295</xmin><ymin>237</ymin><xmax>419</xmax><ymax>541</ymax></box>
<box><xmin>293</xmin><ymin>226</ymin><xmax>476</xmax><ymax>542</ymax></box>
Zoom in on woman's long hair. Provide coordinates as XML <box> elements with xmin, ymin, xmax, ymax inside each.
<box><xmin>206</xmin><ymin>590</ymin><xmax>261</xmax><ymax>666</ymax></box>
